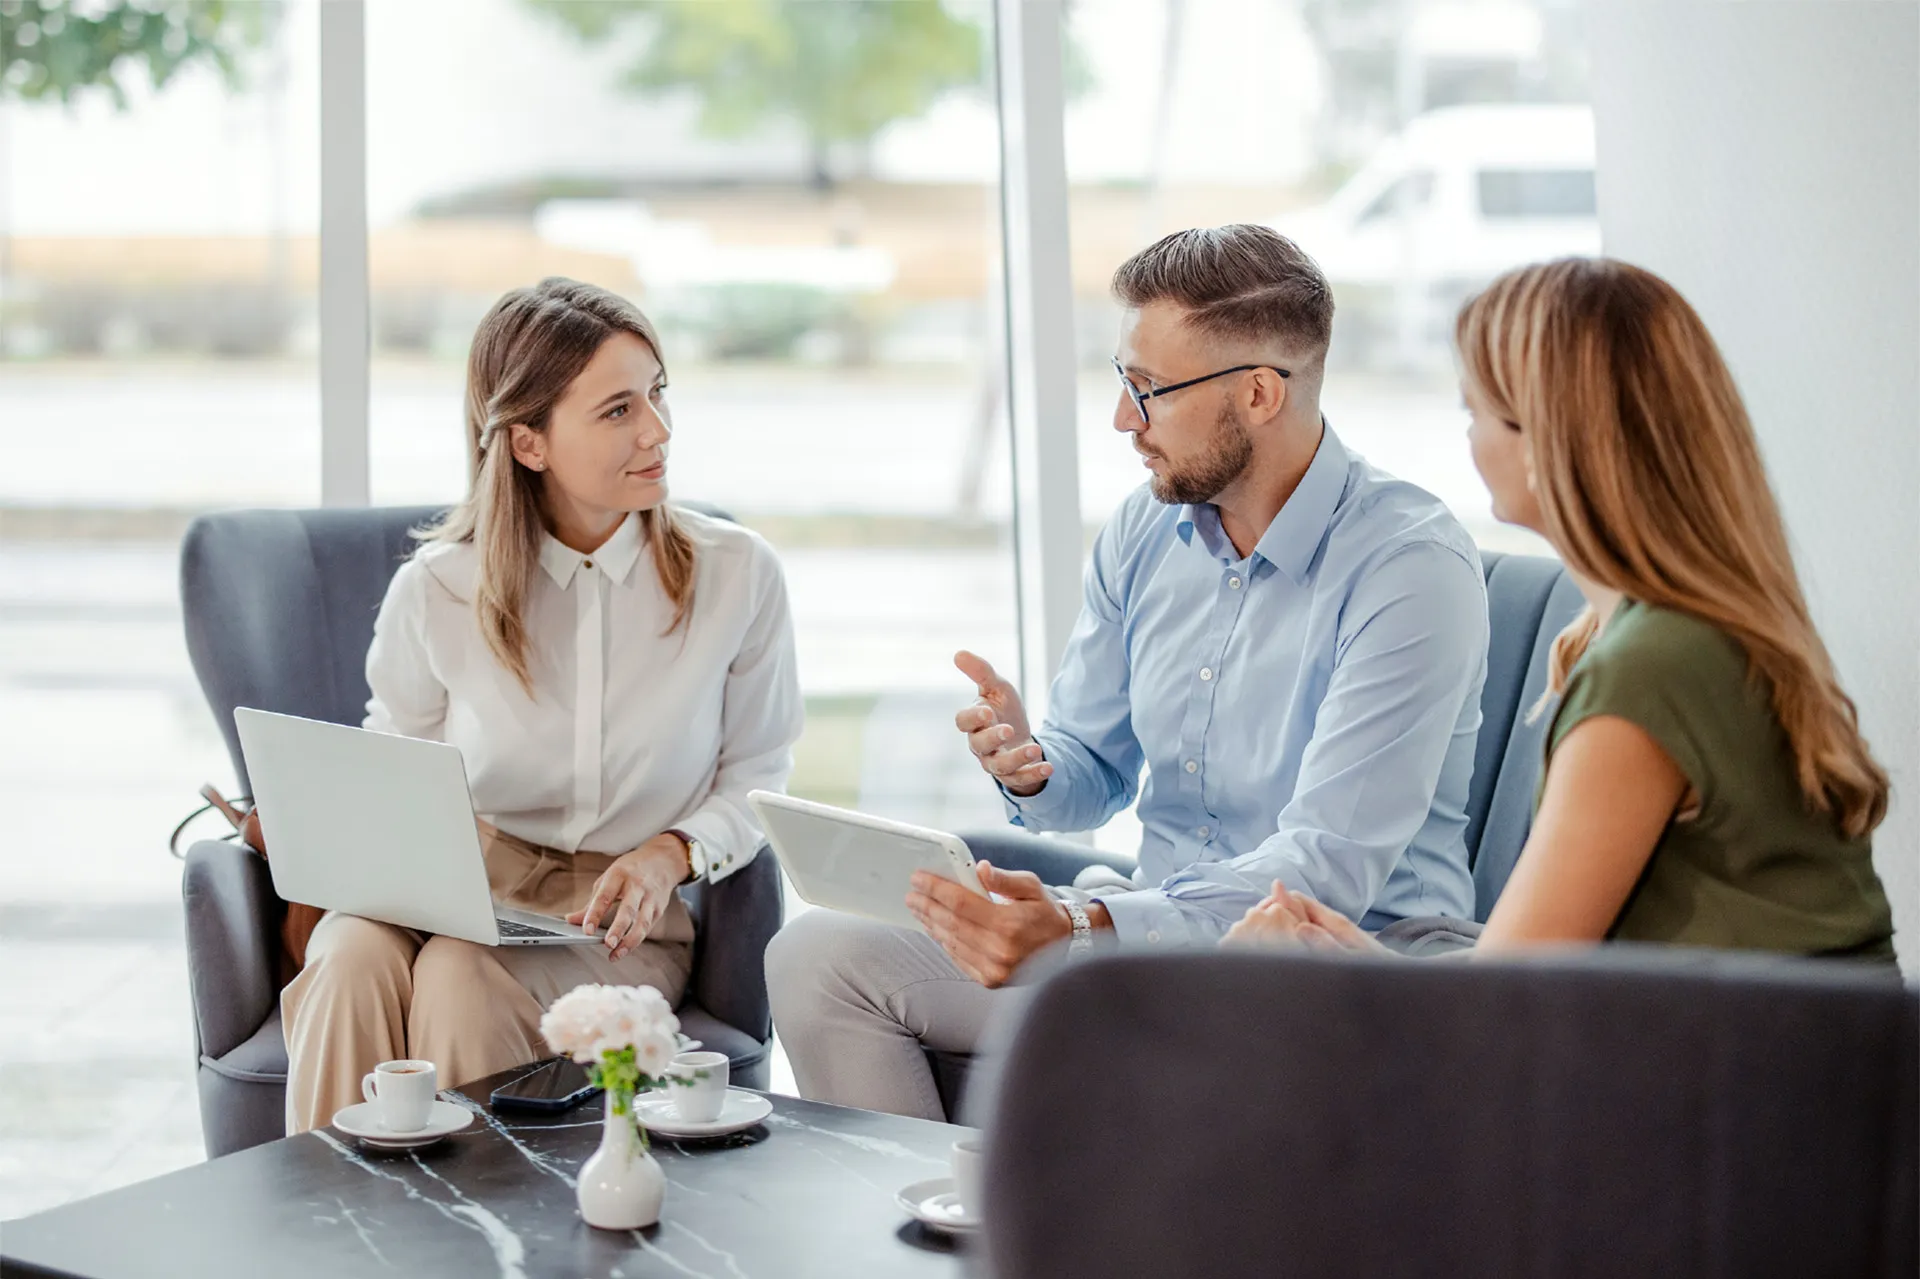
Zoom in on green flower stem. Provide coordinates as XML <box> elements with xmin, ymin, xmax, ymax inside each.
<box><xmin>584</xmin><ymin>1046</ymin><xmax>702</xmax><ymax>1153</ymax></box>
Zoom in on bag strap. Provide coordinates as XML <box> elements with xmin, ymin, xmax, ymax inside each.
<box><xmin>169</xmin><ymin>790</ymin><xmax>253</xmax><ymax>860</ymax></box>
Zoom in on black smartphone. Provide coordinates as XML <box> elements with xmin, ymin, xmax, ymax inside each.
<box><xmin>489</xmin><ymin>1057</ymin><xmax>601</xmax><ymax>1113</ymax></box>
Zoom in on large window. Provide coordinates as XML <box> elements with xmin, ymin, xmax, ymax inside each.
<box><xmin>1059</xmin><ymin>0</ymin><xmax>1577</xmax><ymax>563</ymax></box>
<box><xmin>364</xmin><ymin>0</ymin><xmax>1018</xmax><ymax>834</ymax></box>
<box><xmin>0</xmin><ymin>0</ymin><xmax>318</xmax><ymax>1217</ymax></box>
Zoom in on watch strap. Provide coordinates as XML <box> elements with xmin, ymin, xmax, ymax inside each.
<box><xmin>1064</xmin><ymin>901</ymin><xmax>1092</xmax><ymax>957</ymax></box>
<box><xmin>669</xmin><ymin>829</ymin><xmax>706</xmax><ymax>883</ymax></box>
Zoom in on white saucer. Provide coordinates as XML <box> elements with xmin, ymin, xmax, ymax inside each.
<box><xmin>331</xmin><ymin>1099</ymin><xmax>474</xmax><ymax>1149</ymax></box>
<box><xmin>896</xmin><ymin>1177</ymin><xmax>980</xmax><ymax>1234</ymax></box>
<box><xmin>632</xmin><ymin>1088</ymin><xmax>773</xmax><ymax>1139</ymax></box>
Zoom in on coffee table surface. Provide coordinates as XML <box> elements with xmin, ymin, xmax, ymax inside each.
<box><xmin>0</xmin><ymin>1065</ymin><xmax>978</xmax><ymax>1279</ymax></box>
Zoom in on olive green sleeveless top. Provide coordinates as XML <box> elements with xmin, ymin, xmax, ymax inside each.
<box><xmin>1539</xmin><ymin>599</ymin><xmax>1895</xmax><ymax>961</ymax></box>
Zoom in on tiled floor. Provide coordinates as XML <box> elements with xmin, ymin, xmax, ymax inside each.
<box><xmin>0</xmin><ymin>540</ymin><xmax>231</xmax><ymax>1220</ymax></box>
<box><xmin>0</xmin><ymin>921</ymin><xmax>205</xmax><ymax>1217</ymax></box>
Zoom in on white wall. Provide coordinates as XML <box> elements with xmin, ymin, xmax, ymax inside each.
<box><xmin>1583</xmin><ymin>1</ymin><xmax>1920</xmax><ymax>971</ymax></box>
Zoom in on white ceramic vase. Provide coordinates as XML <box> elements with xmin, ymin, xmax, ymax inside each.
<box><xmin>576</xmin><ymin>1092</ymin><xmax>665</xmax><ymax>1230</ymax></box>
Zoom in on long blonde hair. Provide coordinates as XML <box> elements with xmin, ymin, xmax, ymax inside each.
<box><xmin>1456</xmin><ymin>258</ymin><xmax>1888</xmax><ymax>838</ymax></box>
<box><xmin>425</xmin><ymin>277</ymin><xmax>696</xmax><ymax>694</ymax></box>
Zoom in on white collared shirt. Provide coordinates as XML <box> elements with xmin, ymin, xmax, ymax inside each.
<box><xmin>361</xmin><ymin>508</ymin><xmax>802</xmax><ymax>882</ymax></box>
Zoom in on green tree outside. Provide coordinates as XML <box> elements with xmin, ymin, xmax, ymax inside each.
<box><xmin>0</xmin><ymin>0</ymin><xmax>274</xmax><ymax>107</ymax></box>
<box><xmin>0</xmin><ymin>1</ymin><xmax>282</xmax><ymax>355</ymax></box>
<box><xmin>525</xmin><ymin>0</ymin><xmax>987</xmax><ymax>189</ymax></box>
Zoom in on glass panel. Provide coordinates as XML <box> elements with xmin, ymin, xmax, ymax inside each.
<box><xmin>1476</xmin><ymin>166</ymin><xmax>1597</xmax><ymax>218</ymax></box>
<box><xmin>1356</xmin><ymin>170</ymin><xmax>1436</xmax><ymax>224</ymax></box>
<box><xmin>364</xmin><ymin>0</ymin><xmax>1016</xmax><ymax>834</ymax></box>
<box><xmin>1064</xmin><ymin>0</ymin><xmax>1584</xmax><ymax>556</ymax></box>
<box><xmin>0</xmin><ymin>0</ymin><xmax>319</xmax><ymax>1216</ymax></box>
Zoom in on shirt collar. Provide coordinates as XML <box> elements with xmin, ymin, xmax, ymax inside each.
<box><xmin>1173</xmin><ymin>421</ymin><xmax>1350</xmax><ymax>583</ymax></box>
<box><xmin>538</xmin><ymin>512</ymin><xmax>645</xmax><ymax>589</ymax></box>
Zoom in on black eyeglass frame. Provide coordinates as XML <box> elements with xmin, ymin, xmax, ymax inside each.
<box><xmin>1112</xmin><ymin>358</ymin><xmax>1291</xmax><ymax>425</ymax></box>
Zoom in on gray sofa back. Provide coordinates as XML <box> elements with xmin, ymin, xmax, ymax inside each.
<box><xmin>1466</xmin><ymin>551</ymin><xmax>1586</xmax><ymax>918</ymax></box>
<box><xmin>181</xmin><ymin>505</ymin><xmax>441</xmax><ymax>794</ymax></box>
<box><xmin>982</xmin><ymin>950</ymin><xmax>1919</xmax><ymax>1279</ymax></box>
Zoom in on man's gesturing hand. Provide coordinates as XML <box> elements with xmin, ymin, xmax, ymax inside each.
<box><xmin>953</xmin><ymin>650</ymin><xmax>1052</xmax><ymax>798</ymax></box>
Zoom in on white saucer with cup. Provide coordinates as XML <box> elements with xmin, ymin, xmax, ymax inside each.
<box><xmin>332</xmin><ymin>1058</ymin><xmax>473</xmax><ymax>1149</ymax></box>
<box><xmin>896</xmin><ymin>1135</ymin><xmax>985</xmax><ymax>1234</ymax></box>
<box><xmin>632</xmin><ymin>1051</ymin><xmax>772</xmax><ymax>1139</ymax></box>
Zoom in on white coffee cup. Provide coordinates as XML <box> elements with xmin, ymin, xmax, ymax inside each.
<box><xmin>361</xmin><ymin>1059</ymin><xmax>437</xmax><ymax>1132</ymax></box>
<box><xmin>951</xmin><ymin>1136</ymin><xmax>985</xmax><ymax>1219</ymax></box>
<box><xmin>668</xmin><ymin>1050</ymin><xmax>730</xmax><ymax>1123</ymax></box>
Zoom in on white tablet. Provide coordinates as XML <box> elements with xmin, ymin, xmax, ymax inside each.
<box><xmin>747</xmin><ymin>790</ymin><xmax>986</xmax><ymax>931</ymax></box>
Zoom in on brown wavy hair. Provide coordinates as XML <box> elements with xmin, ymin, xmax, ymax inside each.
<box><xmin>425</xmin><ymin>277</ymin><xmax>696</xmax><ymax>694</ymax></box>
<box><xmin>1456</xmin><ymin>258</ymin><xmax>1888</xmax><ymax>838</ymax></box>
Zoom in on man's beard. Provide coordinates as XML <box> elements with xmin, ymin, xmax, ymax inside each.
<box><xmin>1148</xmin><ymin>407</ymin><xmax>1254</xmax><ymax>506</ymax></box>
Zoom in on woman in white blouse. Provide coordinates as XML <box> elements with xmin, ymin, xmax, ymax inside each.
<box><xmin>280</xmin><ymin>277</ymin><xmax>803</xmax><ymax>1135</ymax></box>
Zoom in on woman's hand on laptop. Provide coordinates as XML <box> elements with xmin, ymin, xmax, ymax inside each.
<box><xmin>568</xmin><ymin>832</ymin><xmax>693</xmax><ymax>959</ymax></box>
<box><xmin>953</xmin><ymin>650</ymin><xmax>1052</xmax><ymax>798</ymax></box>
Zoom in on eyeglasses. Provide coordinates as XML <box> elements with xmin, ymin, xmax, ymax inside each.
<box><xmin>1112</xmin><ymin>357</ymin><xmax>1290</xmax><ymax>426</ymax></box>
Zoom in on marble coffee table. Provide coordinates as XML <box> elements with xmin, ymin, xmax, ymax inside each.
<box><xmin>0</xmin><ymin>1064</ymin><xmax>977</xmax><ymax>1278</ymax></box>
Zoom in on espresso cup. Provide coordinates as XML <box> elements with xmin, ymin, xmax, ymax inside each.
<box><xmin>951</xmin><ymin>1136</ymin><xmax>984</xmax><ymax>1218</ymax></box>
<box><xmin>668</xmin><ymin>1050</ymin><xmax>729</xmax><ymax>1123</ymax></box>
<box><xmin>361</xmin><ymin>1059</ymin><xmax>437</xmax><ymax>1132</ymax></box>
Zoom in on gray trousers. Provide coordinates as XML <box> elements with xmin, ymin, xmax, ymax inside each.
<box><xmin>765</xmin><ymin>824</ymin><xmax>1134</xmax><ymax>1123</ymax></box>
<box><xmin>762</xmin><ymin>821</ymin><xmax>1484</xmax><ymax>1122</ymax></box>
<box><xmin>765</xmin><ymin>908</ymin><xmax>1015</xmax><ymax>1122</ymax></box>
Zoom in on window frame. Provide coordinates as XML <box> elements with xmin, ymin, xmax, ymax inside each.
<box><xmin>315</xmin><ymin>0</ymin><xmax>1085</xmax><ymax>706</ymax></box>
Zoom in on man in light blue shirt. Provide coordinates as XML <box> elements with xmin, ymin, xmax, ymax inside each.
<box><xmin>963</xmin><ymin>422</ymin><xmax>1485</xmax><ymax>946</ymax></box>
<box><xmin>767</xmin><ymin>225</ymin><xmax>1488</xmax><ymax>1121</ymax></box>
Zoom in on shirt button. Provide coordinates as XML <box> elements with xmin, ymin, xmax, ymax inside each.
<box><xmin>1146</xmin><ymin>930</ymin><xmax>1161</xmax><ymax>944</ymax></box>
<box><xmin>582</xmin><ymin>559</ymin><xmax>593</xmax><ymax>570</ymax></box>
<box><xmin>1184</xmin><ymin>760</ymin><xmax>1198</xmax><ymax>773</ymax></box>
<box><xmin>1198</xmin><ymin>825</ymin><xmax>1210</xmax><ymax>839</ymax></box>
<box><xmin>1229</xmin><ymin>576</ymin><xmax>1242</xmax><ymax>590</ymax></box>
<box><xmin>1199</xmin><ymin>667</ymin><xmax>1213</xmax><ymax>682</ymax></box>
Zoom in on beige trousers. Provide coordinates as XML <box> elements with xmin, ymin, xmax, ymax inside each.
<box><xmin>280</xmin><ymin>826</ymin><xmax>693</xmax><ymax>1135</ymax></box>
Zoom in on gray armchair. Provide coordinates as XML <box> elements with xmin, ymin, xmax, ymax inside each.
<box><xmin>179</xmin><ymin>505</ymin><xmax>783</xmax><ymax>1158</ymax></box>
<box><xmin>928</xmin><ymin>550</ymin><xmax>1586</xmax><ymax>1118</ymax></box>
<box><xmin>981</xmin><ymin>949</ymin><xmax>1918</xmax><ymax>1278</ymax></box>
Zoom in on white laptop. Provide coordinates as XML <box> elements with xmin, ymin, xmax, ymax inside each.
<box><xmin>234</xmin><ymin>708</ymin><xmax>600</xmax><ymax>947</ymax></box>
<box><xmin>747</xmin><ymin>790</ymin><xmax>986</xmax><ymax>931</ymax></box>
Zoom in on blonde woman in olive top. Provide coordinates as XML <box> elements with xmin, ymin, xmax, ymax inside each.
<box><xmin>1226</xmin><ymin>258</ymin><xmax>1895</xmax><ymax>961</ymax></box>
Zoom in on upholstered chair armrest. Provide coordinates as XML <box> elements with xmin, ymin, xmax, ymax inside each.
<box><xmin>182</xmin><ymin>838</ymin><xmax>284</xmax><ymax>1063</ymax></box>
<box><xmin>678</xmin><ymin>846</ymin><xmax>783</xmax><ymax>1042</ymax></box>
<box><xmin>953</xmin><ymin>829</ymin><xmax>1137</xmax><ymax>889</ymax></box>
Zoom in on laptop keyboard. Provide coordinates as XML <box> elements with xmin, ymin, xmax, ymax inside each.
<box><xmin>497</xmin><ymin>918</ymin><xmax>571</xmax><ymax>940</ymax></box>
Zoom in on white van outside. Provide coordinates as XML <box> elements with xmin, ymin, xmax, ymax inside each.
<box><xmin>1273</xmin><ymin>103</ymin><xmax>1600</xmax><ymax>367</ymax></box>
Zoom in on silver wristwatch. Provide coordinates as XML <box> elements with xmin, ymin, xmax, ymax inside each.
<box><xmin>1063</xmin><ymin>902</ymin><xmax>1093</xmax><ymax>957</ymax></box>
